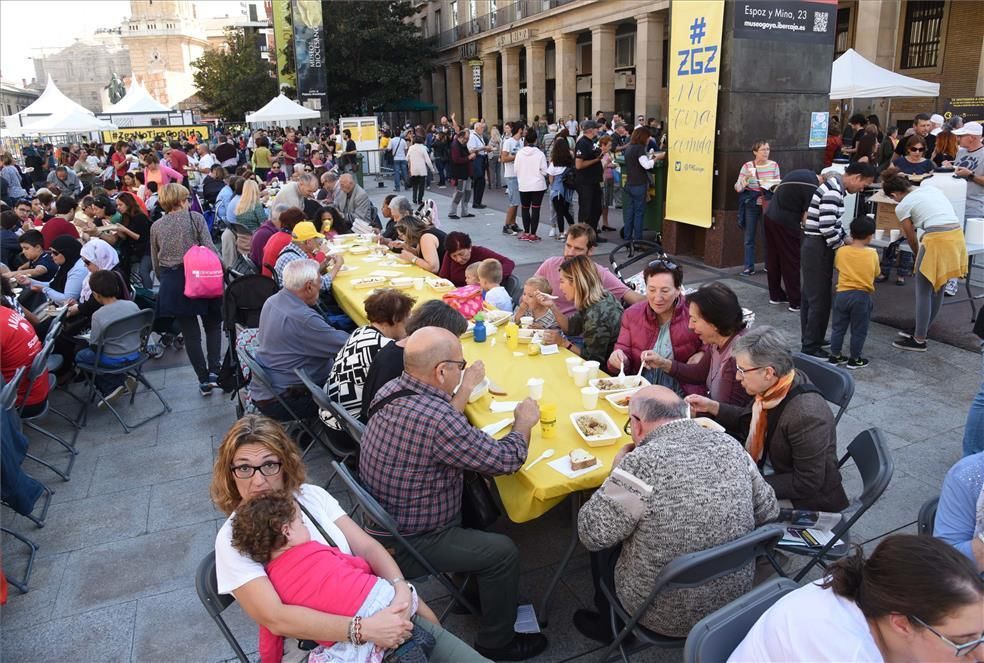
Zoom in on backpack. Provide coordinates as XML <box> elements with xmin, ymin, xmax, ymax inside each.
<box><xmin>561</xmin><ymin>167</ymin><xmax>576</xmax><ymax>190</ymax></box>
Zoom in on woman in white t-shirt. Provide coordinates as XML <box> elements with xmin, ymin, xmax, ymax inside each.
<box><xmin>211</xmin><ymin>415</ymin><xmax>489</xmax><ymax>662</ymax></box>
<box><xmin>730</xmin><ymin>534</ymin><xmax>984</xmax><ymax>663</ymax></box>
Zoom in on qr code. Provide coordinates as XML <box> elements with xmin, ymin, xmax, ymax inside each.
<box><xmin>813</xmin><ymin>11</ymin><xmax>829</xmax><ymax>32</ymax></box>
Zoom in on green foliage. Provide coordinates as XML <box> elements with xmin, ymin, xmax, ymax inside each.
<box><xmin>192</xmin><ymin>29</ymin><xmax>278</xmax><ymax>120</ymax></box>
<box><xmin>322</xmin><ymin>1</ymin><xmax>436</xmax><ymax>115</ymax></box>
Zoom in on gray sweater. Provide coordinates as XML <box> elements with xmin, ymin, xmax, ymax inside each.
<box><xmin>577</xmin><ymin>419</ymin><xmax>779</xmax><ymax>637</ymax></box>
<box><xmin>90</xmin><ymin>300</ymin><xmax>142</xmax><ymax>357</ymax></box>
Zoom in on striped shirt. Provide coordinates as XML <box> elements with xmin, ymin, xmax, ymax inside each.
<box><xmin>804</xmin><ymin>175</ymin><xmax>847</xmax><ymax>249</ymax></box>
<box><xmin>736</xmin><ymin>160</ymin><xmax>781</xmax><ymax>191</ymax></box>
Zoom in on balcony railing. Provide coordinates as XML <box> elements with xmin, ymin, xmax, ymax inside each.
<box><xmin>435</xmin><ymin>0</ymin><xmax>578</xmax><ymax>48</ymax></box>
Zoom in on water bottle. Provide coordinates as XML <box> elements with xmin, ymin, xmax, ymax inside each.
<box><xmin>473</xmin><ymin>313</ymin><xmax>487</xmax><ymax>343</ymax></box>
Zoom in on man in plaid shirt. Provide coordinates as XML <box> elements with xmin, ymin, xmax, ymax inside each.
<box><xmin>360</xmin><ymin>327</ymin><xmax>548</xmax><ymax>660</ymax></box>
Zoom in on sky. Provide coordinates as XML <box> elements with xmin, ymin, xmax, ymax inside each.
<box><xmin>0</xmin><ymin>0</ymin><xmax>246</xmax><ymax>85</ymax></box>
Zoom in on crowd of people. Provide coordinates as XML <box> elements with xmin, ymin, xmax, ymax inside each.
<box><xmin>2</xmin><ymin>108</ymin><xmax>983</xmax><ymax>663</ymax></box>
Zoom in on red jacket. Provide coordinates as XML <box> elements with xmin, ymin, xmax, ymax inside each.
<box><xmin>609</xmin><ymin>296</ymin><xmax>704</xmax><ymax>395</ymax></box>
<box><xmin>438</xmin><ymin>245</ymin><xmax>515</xmax><ymax>287</ymax></box>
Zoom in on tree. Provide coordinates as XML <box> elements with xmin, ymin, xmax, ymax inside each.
<box><xmin>322</xmin><ymin>1</ymin><xmax>436</xmax><ymax>115</ymax></box>
<box><xmin>192</xmin><ymin>29</ymin><xmax>278</xmax><ymax>121</ymax></box>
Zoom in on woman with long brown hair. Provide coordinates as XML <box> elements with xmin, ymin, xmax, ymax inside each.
<box><xmin>113</xmin><ymin>191</ymin><xmax>153</xmax><ymax>288</ymax></box>
<box><xmin>547</xmin><ymin>134</ymin><xmax>576</xmax><ymax>239</ymax></box>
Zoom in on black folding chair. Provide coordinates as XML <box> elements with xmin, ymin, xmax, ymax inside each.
<box><xmin>502</xmin><ymin>273</ymin><xmax>521</xmax><ymax>307</ymax></box>
<box><xmin>294</xmin><ymin>368</ymin><xmax>365</xmax><ymax>446</ymax></box>
<box><xmin>18</xmin><ymin>337</ymin><xmax>77</xmax><ymax>481</ymax></box>
<box><xmin>598</xmin><ymin>524</ymin><xmax>786</xmax><ymax>663</ymax></box>
<box><xmin>775</xmin><ymin>427</ymin><xmax>894</xmax><ymax>581</ymax></box>
<box><xmin>331</xmin><ymin>461</ymin><xmax>479</xmax><ymax>620</ymax></box>
<box><xmin>792</xmin><ymin>352</ymin><xmax>855</xmax><ymax>424</ymax></box>
<box><xmin>195</xmin><ymin>551</ymin><xmax>250</xmax><ymax>663</ymax></box>
<box><xmin>683</xmin><ymin>578</ymin><xmax>799</xmax><ymax>663</ymax></box>
<box><xmin>918</xmin><ymin>496</ymin><xmax>939</xmax><ymax>536</ymax></box>
<box><xmin>0</xmin><ymin>368</ymin><xmax>52</xmax><ymax>527</ymax></box>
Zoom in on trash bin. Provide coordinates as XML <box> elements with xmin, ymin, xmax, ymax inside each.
<box><xmin>355</xmin><ymin>153</ymin><xmax>365</xmax><ymax>189</ymax></box>
<box><xmin>619</xmin><ymin>158</ymin><xmax>667</xmax><ymax>236</ymax></box>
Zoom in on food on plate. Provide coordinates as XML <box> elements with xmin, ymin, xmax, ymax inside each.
<box><xmin>352</xmin><ymin>277</ymin><xmax>387</xmax><ymax>288</ymax></box>
<box><xmin>569</xmin><ymin>449</ymin><xmax>598</xmax><ymax>471</ymax></box>
<box><xmin>481</xmin><ymin>310</ymin><xmax>512</xmax><ymax>327</ymax></box>
<box><xmin>575</xmin><ymin>414</ymin><xmax>609</xmax><ymax>438</ymax></box>
<box><xmin>389</xmin><ymin>277</ymin><xmax>415</xmax><ymax>288</ymax></box>
<box><xmin>614</xmin><ymin>394</ymin><xmax>632</xmax><ymax>408</ymax></box>
<box><xmin>593</xmin><ymin>377</ymin><xmax>642</xmax><ymax>393</ymax></box>
<box><xmin>488</xmin><ymin>380</ymin><xmax>507</xmax><ymax>396</ymax></box>
<box><xmin>425</xmin><ymin>277</ymin><xmax>454</xmax><ymax>291</ymax></box>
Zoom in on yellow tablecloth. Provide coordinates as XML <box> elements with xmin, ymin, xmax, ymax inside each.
<box><xmin>332</xmin><ymin>239</ymin><xmax>629</xmax><ymax>523</ymax></box>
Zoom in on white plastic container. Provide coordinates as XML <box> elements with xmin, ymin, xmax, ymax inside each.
<box><xmin>921</xmin><ymin>168</ymin><xmax>967</xmax><ymax>224</ymax></box>
<box><xmin>966</xmin><ymin>218</ymin><xmax>984</xmax><ymax>245</ymax></box>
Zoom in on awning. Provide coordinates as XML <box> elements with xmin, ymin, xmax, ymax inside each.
<box><xmin>830</xmin><ymin>49</ymin><xmax>940</xmax><ymax>99</ymax></box>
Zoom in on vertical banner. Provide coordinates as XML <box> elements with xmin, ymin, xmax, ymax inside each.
<box><xmin>666</xmin><ymin>0</ymin><xmax>725</xmax><ymax>229</ymax></box>
<box><xmin>809</xmin><ymin>112</ymin><xmax>829</xmax><ymax>148</ymax></box>
<box><xmin>291</xmin><ymin>0</ymin><xmax>326</xmax><ymax>99</ymax></box>
<box><xmin>272</xmin><ymin>0</ymin><xmax>297</xmax><ymax>92</ymax></box>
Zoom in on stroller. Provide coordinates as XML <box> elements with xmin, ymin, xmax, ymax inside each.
<box><xmin>218</xmin><ymin>272</ymin><xmax>278</xmax><ymax>417</ymax></box>
<box><xmin>131</xmin><ymin>287</ymin><xmax>184</xmax><ymax>359</ymax></box>
<box><xmin>608</xmin><ymin>239</ymin><xmax>670</xmax><ymax>293</ymax></box>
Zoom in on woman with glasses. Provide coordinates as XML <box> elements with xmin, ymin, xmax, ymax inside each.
<box><xmin>735</xmin><ymin>141</ymin><xmax>781</xmax><ymax>276</ymax></box>
<box><xmin>729</xmin><ymin>535</ymin><xmax>984</xmax><ymax>663</ymax></box>
<box><xmin>686</xmin><ymin>325</ymin><xmax>849</xmax><ymax>512</ymax></box>
<box><xmin>888</xmin><ymin>135</ymin><xmax>935</xmax><ymax>176</ymax></box>
<box><xmin>606</xmin><ymin>259</ymin><xmax>703</xmax><ymax>395</ymax></box>
<box><xmin>211</xmin><ymin>415</ymin><xmax>487</xmax><ymax>662</ymax></box>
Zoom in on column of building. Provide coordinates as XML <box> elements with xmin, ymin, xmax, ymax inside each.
<box><xmin>634</xmin><ymin>13</ymin><xmax>665</xmax><ymax>123</ymax></box>
<box><xmin>525</xmin><ymin>40</ymin><xmax>547</xmax><ymax>122</ymax></box>
<box><xmin>500</xmin><ymin>46</ymin><xmax>520</xmax><ymax>122</ymax></box>
<box><xmin>481</xmin><ymin>52</ymin><xmax>499</xmax><ymax>126</ymax></box>
<box><xmin>591</xmin><ymin>25</ymin><xmax>615</xmax><ymax>117</ymax></box>
<box><xmin>553</xmin><ymin>33</ymin><xmax>577</xmax><ymax>122</ymax></box>
<box><xmin>462</xmin><ymin>63</ymin><xmax>480</xmax><ymax>124</ymax></box>
<box><xmin>446</xmin><ymin>62</ymin><xmax>463</xmax><ymax>122</ymax></box>
<box><xmin>431</xmin><ymin>67</ymin><xmax>447</xmax><ymax>118</ymax></box>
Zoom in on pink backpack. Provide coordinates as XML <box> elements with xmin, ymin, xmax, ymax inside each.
<box><xmin>442</xmin><ymin>285</ymin><xmax>484</xmax><ymax>319</ymax></box>
<box><xmin>182</xmin><ymin>212</ymin><xmax>224</xmax><ymax>299</ymax></box>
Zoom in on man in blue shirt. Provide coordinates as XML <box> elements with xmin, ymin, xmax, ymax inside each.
<box><xmin>935</xmin><ymin>451</ymin><xmax>984</xmax><ymax>570</ymax></box>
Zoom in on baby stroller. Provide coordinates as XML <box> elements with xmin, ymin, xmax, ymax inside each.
<box><xmin>131</xmin><ymin>287</ymin><xmax>184</xmax><ymax>359</ymax></box>
<box><xmin>608</xmin><ymin>239</ymin><xmax>670</xmax><ymax>293</ymax></box>
<box><xmin>218</xmin><ymin>272</ymin><xmax>278</xmax><ymax>417</ymax></box>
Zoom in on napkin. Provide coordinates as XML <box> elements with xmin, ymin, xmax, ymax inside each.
<box><xmin>489</xmin><ymin>400</ymin><xmax>519</xmax><ymax>413</ymax></box>
<box><xmin>368</xmin><ymin>270</ymin><xmax>402</xmax><ymax>277</ymax></box>
<box><xmin>539</xmin><ymin>344</ymin><xmax>560</xmax><ymax>355</ymax></box>
<box><xmin>481</xmin><ymin>417</ymin><xmax>514</xmax><ymax>436</ymax></box>
<box><xmin>547</xmin><ymin>455</ymin><xmax>605</xmax><ymax>479</ymax></box>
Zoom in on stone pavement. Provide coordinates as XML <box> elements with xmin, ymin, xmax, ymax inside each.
<box><xmin>1</xmin><ymin>181</ymin><xmax>976</xmax><ymax>662</ymax></box>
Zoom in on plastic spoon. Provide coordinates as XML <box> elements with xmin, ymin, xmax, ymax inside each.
<box><xmin>524</xmin><ymin>448</ymin><xmax>556</xmax><ymax>471</ymax></box>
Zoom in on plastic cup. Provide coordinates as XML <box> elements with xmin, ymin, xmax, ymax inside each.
<box><xmin>583</xmin><ymin>360</ymin><xmax>600</xmax><ymax>380</ymax></box>
<box><xmin>581</xmin><ymin>386</ymin><xmax>600</xmax><ymax>409</ymax></box>
<box><xmin>520</xmin><ymin>316</ymin><xmax>534</xmax><ymax>328</ymax></box>
<box><xmin>527</xmin><ymin>377</ymin><xmax>544</xmax><ymax>400</ymax></box>
<box><xmin>565</xmin><ymin>356</ymin><xmax>583</xmax><ymax>377</ymax></box>
<box><xmin>890</xmin><ymin>229</ymin><xmax>901</xmax><ymax>241</ymax></box>
<box><xmin>413</xmin><ymin>277</ymin><xmax>424</xmax><ymax>291</ymax></box>
<box><xmin>874</xmin><ymin>229</ymin><xmax>884</xmax><ymax>241</ymax></box>
<box><xmin>572</xmin><ymin>365</ymin><xmax>590</xmax><ymax>387</ymax></box>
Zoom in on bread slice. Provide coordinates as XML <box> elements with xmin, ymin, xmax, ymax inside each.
<box><xmin>569</xmin><ymin>449</ymin><xmax>598</xmax><ymax>471</ymax></box>
<box><xmin>488</xmin><ymin>380</ymin><xmax>508</xmax><ymax>396</ymax></box>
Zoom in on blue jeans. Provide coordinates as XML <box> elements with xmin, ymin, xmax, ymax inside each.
<box><xmin>739</xmin><ymin>202</ymin><xmax>762</xmax><ymax>271</ymax></box>
<box><xmin>964</xmin><ymin>348</ymin><xmax>984</xmax><ymax>456</ymax></box>
<box><xmin>77</xmin><ymin>348</ymin><xmax>140</xmax><ymax>394</ymax></box>
<box><xmin>393</xmin><ymin>160</ymin><xmax>408</xmax><ymax>191</ymax></box>
<box><xmin>829</xmin><ymin>290</ymin><xmax>872</xmax><ymax>359</ymax></box>
<box><xmin>624</xmin><ymin>184</ymin><xmax>647</xmax><ymax>241</ymax></box>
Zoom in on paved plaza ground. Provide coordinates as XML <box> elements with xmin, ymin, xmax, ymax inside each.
<box><xmin>1</xmin><ymin>180</ymin><xmax>975</xmax><ymax>662</ymax></box>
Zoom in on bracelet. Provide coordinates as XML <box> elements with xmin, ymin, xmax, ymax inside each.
<box><xmin>348</xmin><ymin>615</ymin><xmax>364</xmax><ymax>645</ymax></box>
<box><xmin>389</xmin><ymin>577</ymin><xmax>408</xmax><ymax>586</ymax></box>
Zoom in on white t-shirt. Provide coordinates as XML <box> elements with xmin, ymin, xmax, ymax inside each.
<box><xmin>214</xmin><ymin>483</ymin><xmax>351</xmax><ymax>595</ymax></box>
<box><xmin>895</xmin><ymin>185</ymin><xmax>960</xmax><ymax>230</ymax></box>
<box><xmin>729</xmin><ymin>582</ymin><xmax>883</xmax><ymax>663</ymax></box>
<box><xmin>502</xmin><ymin>136</ymin><xmax>522</xmax><ymax>179</ymax></box>
<box><xmin>485</xmin><ymin>286</ymin><xmax>513</xmax><ymax>312</ymax></box>
<box><xmin>198</xmin><ymin>153</ymin><xmax>217</xmax><ymax>173</ymax></box>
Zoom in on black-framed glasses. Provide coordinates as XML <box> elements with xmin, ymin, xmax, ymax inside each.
<box><xmin>439</xmin><ymin>359</ymin><xmax>467</xmax><ymax>371</ymax></box>
<box><xmin>647</xmin><ymin>258</ymin><xmax>678</xmax><ymax>271</ymax></box>
<box><xmin>909</xmin><ymin>147</ymin><xmax>925</xmax><ymax>153</ymax></box>
<box><xmin>623</xmin><ymin>414</ymin><xmax>639</xmax><ymax>435</ymax></box>
<box><xmin>230</xmin><ymin>461</ymin><xmax>282</xmax><ymax>479</ymax></box>
<box><xmin>910</xmin><ymin>615</ymin><xmax>984</xmax><ymax>657</ymax></box>
<box><xmin>735</xmin><ymin>365</ymin><xmax>767</xmax><ymax>377</ymax></box>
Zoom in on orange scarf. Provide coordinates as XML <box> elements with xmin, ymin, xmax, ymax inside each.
<box><xmin>746</xmin><ymin>371</ymin><xmax>796</xmax><ymax>463</ymax></box>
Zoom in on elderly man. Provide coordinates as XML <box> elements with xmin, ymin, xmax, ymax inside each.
<box><xmin>273</xmin><ymin>220</ymin><xmax>342</xmax><ymax>289</ymax></box>
<box><xmin>467</xmin><ymin>121</ymin><xmax>490</xmax><ymax>208</ymax></box>
<box><xmin>252</xmin><ymin>259</ymin><xmax>349</xmax><ymax>420</ymax></box>
<box><xmin>360</xmin><ymin>327</ymin><xmax>548</xmax><ymax>661</ymax></box>
<box><xmin>272</xmin><ymin>172</ymin><xmax>319</xmax><ymax>211</ymax></box>
<box><xmin>334</xmin><ymin>173</ymin><xmax>373</xmax><ymax>225</ymax></box>
<box><xmin>316</xmin><ymin>170</ymin><xmax>339</xmax><ymax>204</ymax></box>
<box><xmin>196</xmin><ymin>143</ymin><xmax>217</xmax><ymax>174</ymax></box>
<box><xmin>574</xmin><ymin>385</ymin><xmax>779</xmax><ymax>643</ymax></box>
<box><xmin>378</xmin><ymin>195</ymin><xmax>414</xmax><ymax>245</ymax></box>
<box><xmin>533</xmin><ymin>223</ymin><xmax>644</xmax><ymax>316</ymax></box>
<box><xmin>249</xmin><ymin>203</ymin><xmax>289</xmax><ymax>269</ymax></box>
<box><xmin>950</xmin><ymin>122</ymin><xmax>984</xmax><ymax>221</ymax></box>
<box><xmin>46</xmin><ymin>166</ymin><xmax>82</xmax><ymax>198</ymax></box>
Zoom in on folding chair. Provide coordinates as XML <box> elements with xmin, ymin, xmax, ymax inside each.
<box><xmin>18</xmin><ymin>337</ymin><xmax>77</xmax><ymax>481</ymax></box>
<box><xmin>683</xmin><ymin>578</ymin><xmax>799</xmax><ymax>663</ymax></box>
<box><xmin>331</xmin><ymin>461</ymin><xmax>479</xmax><ymax>620</ymax></box>
<box><xmin>597</xmin><ymin>524</ymin><xmax>786</xmax><ymax>663</ymax></box>
<box><xmin>502</xmin><ymin>273</ymin><xmax>521</xmax><ymax>307</ymax></box>
<box><xmin>775</xmin><ymin>427</ymin><xmax>894</xmax><ymax>582</ymax></box>
<box><xmin>294</xmin><ymin>368</ymin><xmax>365</xmax><ymax>447</ymax></box>
<box><xmin>792</xmin><ymin>352</ymin><xmax>855</xmax><ymax>424</ymax></box>
<box><xmin>918</xmin><ymin>496</ymin><xmax>939</xmax><ymax>536</ymax></box>
<box><xmin>195</xmin><ymin>551</ymin><xmax>250</xmax><ymax>663</ymax></box>
<box><xmin>0</xmin><ymin>371</ymin><xmax>52</xmax><ymax>526</ymax></box>
<box><xmin>76</xmin><ymin>309</ymin><xmax>171</xmax><ymax>433</ymax></box>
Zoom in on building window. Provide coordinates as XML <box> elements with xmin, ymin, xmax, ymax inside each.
<box><xmin>834</xmin><ymin>7</ymin><xmax>851</xmax><ymax>56</ymax></box>
<box><xmin>451</xmin><ymin>1</ymin><xmax>458</xmax><ymax>27</ymax></box>
<box><xmin>900</xmin><ymin>0</ymin><xmax>944</xmax><ymax>69</ymax></box>
<box><xmin>490</xmin><ymin>0</ymin><xmax>497</xmax><ymax>28</ymax></box>
<box><xmin>615</xmin><ymin>33</ymin><xmax>635</xmax><ymax>68</ymax></box>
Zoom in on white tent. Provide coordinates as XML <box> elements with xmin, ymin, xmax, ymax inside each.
<box><xmin>245</xmin><ymin>94</ymin><xmax>320</xmax><ymax>123</ymax></box>
<box><xmin>3</xmin><ymin>75</ymin><xmax>95</xmax><ymax>130</ymax></box>
<box><xmin>9</xmin><ymin>107</ymin><xmax>116</xmax><ymax>136</ymax></box>
<box><xmin>104</xmin><ymin>80</ymin><xmax>172</xmax><ymax>113</ymax></box>
<box><xmin>830</xmin><ymin>49</ymin><xmax>940</xmax><ymax>99</ymax></box>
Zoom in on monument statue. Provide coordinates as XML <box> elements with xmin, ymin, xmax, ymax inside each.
<box><xmin>106</xmin><ymin>73</ymin><xmax>126</xmax><ymax>105</ymax></box>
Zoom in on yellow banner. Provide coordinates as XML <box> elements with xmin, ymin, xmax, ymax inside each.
<box><xmin>665</xmin><ymin>0</ymin><xmax>725</xmax><ymax>228</ymax></box>
<box><xmin>100</xmin><ymin>125</ymin><xmax>211</xmax><ymax>144</ymax></box>
<box><xmin>272</xmin><ymin>0</ymin><xmax>297</xmax><ymax>91</ymax></box>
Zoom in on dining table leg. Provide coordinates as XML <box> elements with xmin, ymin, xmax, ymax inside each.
<box><xmin>537</xmin><ymin>491</ymin><xmax>583</xmax><ymax>628</ymax></box>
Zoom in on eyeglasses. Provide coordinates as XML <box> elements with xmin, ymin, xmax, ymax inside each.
<box><xmin>623</xmin><ymin>414</ymin><xmax>639</xmax><ymax>435</ymax></box>
<box><xmin>735</xmin><ymin>365</ymin><xmax>767</xmax><ymax>377</ymax></box>
<box><xmin>910</xmin><ymin>615</ymin><xmax>984</xmax><ymax>658</ymax></box>
<box><xmin>439</xmin><ymin>358</ymin><xmax>467</xmax><ymax>371</ymax></box>
<box><xmin>647</xmin><ymin>258</ymin><xmax>679</xmax><ymax>271</ymax></box>
<box><xmin>909</xmin><ymin>147</ymin><xmax>925</xmax><ymax>153</ymax></box>
<box><xmin>230</xmin><ymin>460</ymin><xmax>282</xmax><ymax>479</ymax></box>
<box><xmin>50</xmin><ymin>250</ymin><xmax>61</xmax><ymax>257</ymax></box>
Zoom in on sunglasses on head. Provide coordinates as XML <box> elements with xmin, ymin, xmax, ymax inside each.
<box><xmin>647</xmin><ymin>258</ymin><xmax>679</xmax><ymax>271</ymax></box>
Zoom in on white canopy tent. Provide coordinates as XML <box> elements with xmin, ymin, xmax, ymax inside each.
<box><xmin>830</xmin><ymin>49</ymin><xmax>940</xmax><ymax>99</ymax></box>
<box><xmin>245</xmin><ymin>94</ymin><xmax>320</xmax><ymax>124</ymax></box>
<box><xmin>6</xmin><ymin>107</ymin><xmax>117</xmax><ymax>137</ymax></box>
<box><xmin>103</xmin><ymin>80</ymin><xmax>172</xmax><ymax>114</ymax></box>
<box><xmin>2</xmin><ymin>75</ymin><xmax>95</xmax><ymax>132</ymax></box>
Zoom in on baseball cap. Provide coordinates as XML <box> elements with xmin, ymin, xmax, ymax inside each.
<box><xmin>291</xmin><ymin>221</ymin><xmax>324</xmax><ymax>242</ymax></box>
<box><xmin>952</xmin><ymin>122</ymin><xmax>983</xmax><ymax>137</ymax></box>
<box><xmin>581</xmin><ymin>120</ymin><xmax>599</xmax><ymax>131</ymax></box>
<box><xmin>930</xmin><ymin>113</ymin><xmax>945</xmax><ymax>125</ymax></box>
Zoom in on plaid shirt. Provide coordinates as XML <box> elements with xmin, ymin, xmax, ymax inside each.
<box><xmin>359</xmin><ymin>372</ymin><xmax>528</xmax><ymax>535</ymax></box>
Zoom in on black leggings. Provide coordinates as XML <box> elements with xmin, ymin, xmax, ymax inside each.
<box><xmin>410</xmin><ymin>175</ymin><xmax>427</xmax><ymax>205</ymax></box>
<box><xmin>552</xmin><ymin>196</ymin><xmax>574</xmax><ymax>234</ymax></box>
<box><xmin>177</xmin><ymin>312</ymin><xmax>222</xmax><ymax>383</ymax></box>
<box><xmin>520</xmin><ymin>189</ymin><xmax>545</xmax><ymax>235</ymax></box>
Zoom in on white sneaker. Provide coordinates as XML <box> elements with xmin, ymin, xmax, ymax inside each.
<box><xmin>944</xmin><ymin>278</ymin><xmax>959</xmax><ymax>296</ymax></box>
<box><xmin>548</xmin><ymin>227</ymin><xmax>556</xmax><ymax>237</ymax></box>
<box><xmin>97</xmin><ymin>384</ymin><xmax>127</xmax><ymax>409</ymax></box>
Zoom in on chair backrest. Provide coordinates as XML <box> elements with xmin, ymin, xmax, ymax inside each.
<box><xmin>918</xmin><ymin>496</ymin><xmax>939</xmax><ymax>536</ymax></box>
<box><xmin>1</xmin><ymin>367</ymin><xmax>27</xmax><ymax>411</ymax></box>
<box><xmin>294</xmin><ymin>368</ymin><xmax>365</xmax><ymax>444</ymax></box>
<box><xmin>223</xmin><ymin>273</ymin><xmax>278</xmax><ymax>332</ymax></box>
<box><xmin>331</xmin><ymin>461</ymin><xmax>402</xmax><ymax>536</ymax></box>
<box><xmin>194</xmin><ymin>551</ymin><xmax>249</xmax><ymax>663</ymax></box>
<box><xmin>842</xmin><ymin>427</ymin><xmax>894</xmax><ymax>515</ymax></box>
<box><xmin>241</xmin><ymin>348</ymin><xmax>278</xmax><ymax>399</ymax></box>
<box><xmin>502</xmin><ymin>273</ymin><xmax>521</xmax><ymax>306</ymax></box>
<box><xmin>19</xmin><ymin>336</ymin><xmax>55</xmax><ymax>409</ymax></box>
<box><xmin>91</xmin><ymin>309</ymin><xmax>155</xmax><ymax>364</ymax></box>
<box><xmin>683</xmin><ymin>578</ymin><xmax>799</xmax><ymax>663</ymax></box>
<box><xmin>792</xmin><ymin>352</ymin><xmax>854</xmax><ymax>424</ymax></box>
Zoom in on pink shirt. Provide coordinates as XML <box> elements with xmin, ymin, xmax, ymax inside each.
<box><xmin>534</xmin><ymin>255</ymin><xmax>629</xmax><ymax>317</ymax></box>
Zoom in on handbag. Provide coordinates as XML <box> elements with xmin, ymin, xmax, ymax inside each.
<box><xmin>460</xmin><ymin>471</ymin><xmax>501</xmax><ymax>530</ymax></box>
<box><xmin>442</xmin><ymin>285</ymin><xmax>484</xmax><ymax>319</ymax></box>
<box><xmin>182</xmin><ymin>211</ymin><xmax>224</xmax><ymax>299</ymax></box>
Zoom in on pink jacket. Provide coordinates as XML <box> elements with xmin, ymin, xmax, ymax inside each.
<box><xmin>608</xmin><ymin>296</ymin><xmax>704</xmax><ymax>395</ymax></box>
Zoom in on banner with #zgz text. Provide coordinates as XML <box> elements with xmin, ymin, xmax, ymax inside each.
<box><xmin>666</xmin><ymin>0</ymin><xmax>725</xmax><ymax>229</ymax></box>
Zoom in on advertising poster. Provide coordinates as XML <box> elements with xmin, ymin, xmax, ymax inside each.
<box><xmin>291</xmin><ymin>0</ymin><xmax>326</xmax><ymax>99</ymax></box>
<box><xmin>101</xmin><ymin>125</ymin><xmax>211</xmax><ymax>144</ymax></box>
<box><xmin>809</xmin><ymin>112</ymin><xmax>829</xmax><ymax>148</ymax></box>
<box><xmin>272</xmin><ymin>0</ymin><xmax>297</xmax><ymax>92</ymax></box>
<box><xmin>944</xmin><ymin>98</ymin><xmax>984</xmax><ymax>123</ymax></box>
<box><xmin>732</xmin><ymin>0</ymin><xmax>837</xmax><ymax>44</ymax></box>
<box><xmin>665</xmin><ymin>0</ymin><xmax>725</xmax><ymax>229</ymax></box>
